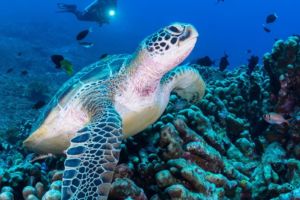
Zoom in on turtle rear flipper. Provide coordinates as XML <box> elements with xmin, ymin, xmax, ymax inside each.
<box><xmin>62</xmin><ymin>105</ymin><xmax>123</xmax><ymax>200</ymax></box>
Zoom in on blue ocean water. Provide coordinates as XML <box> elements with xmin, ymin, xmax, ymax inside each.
<box><xmin>1</xmin><ymin>1</ymin><xmax>300</xmax><ymax>199</ymax></box>
<box><xmin>1</xmin><ymin>0</ymin><xmax>299</xmax><ymax>69</ymax></box>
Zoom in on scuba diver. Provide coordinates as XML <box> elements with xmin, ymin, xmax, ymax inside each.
<box><xmin>57</xmin><ymin>0</ymin><xmax>117</xmax><ymax>25</ymax></box>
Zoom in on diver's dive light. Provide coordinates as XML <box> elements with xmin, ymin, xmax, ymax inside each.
<box><xmin>108</xmin><ymin>9</ymin><xmax>116</xmax><ymax>17</ymax></box>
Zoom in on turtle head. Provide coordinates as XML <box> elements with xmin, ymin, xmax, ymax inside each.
<box><xmin>136</xmin><ymin>22</ymin><xmax>198</xmax><ymax>72</ymax></box>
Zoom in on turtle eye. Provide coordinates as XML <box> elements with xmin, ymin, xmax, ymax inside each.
<box><xmin>168</xmin><ymin>26</ymin><xmax>181</xmax><ymax>33</ymax></box>
<box><xmin>167</xmin><ymin>25</ymin><xmax>184</xmax><ymax>35</ymax></box>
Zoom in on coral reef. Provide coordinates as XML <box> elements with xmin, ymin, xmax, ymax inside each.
<box><xmin>263</xmin><ymin>35</ymin><xmax>300</xmax><ymax>160</ymax></box>
<box><xmin>0</xmin><ymin>36</ymin><xmax>299</xmax><ymax>199</ymax></box>
<box><xmin>264</xmin><ymin>36</ymin><xmax>300</xmax><ymax>108</ymax></box>
<box><xmin>263</xmin><ymin>35</ymin><xmax>300</xmax><ymax>114</ymax></box>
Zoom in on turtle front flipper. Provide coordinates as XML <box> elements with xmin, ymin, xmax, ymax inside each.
<box><xmin>62</xmin><ymin>105</ymin><xmax>123</xmax><ymax>200</ymax></box>
<box><xmin>162</xmin><ymin>65</ymin><xmax>206</xmax><ymax>103</ymax></box>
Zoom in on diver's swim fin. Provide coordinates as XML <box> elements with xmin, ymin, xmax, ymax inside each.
<box><xmin>57</xmin><ymin>3</ymin><xmax>77</xmax><ymax>12</ymax></box>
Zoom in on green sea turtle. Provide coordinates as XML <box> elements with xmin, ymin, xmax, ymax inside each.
<box><xmin>24</xmin><ymin>22</ymin><xmax>206</xmax><ymax>200</ymax></box>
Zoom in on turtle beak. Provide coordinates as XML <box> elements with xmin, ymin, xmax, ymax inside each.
<box><xmin>179</xmin><ymin>24</ymin><xmax>199</xmax><ymax>42</ymax></box>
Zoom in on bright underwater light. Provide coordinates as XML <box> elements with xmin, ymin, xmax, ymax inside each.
<box><xmin>108</xmin><ymin>9</ymin><xmax>116</xmax><ymax>17</ymax></box>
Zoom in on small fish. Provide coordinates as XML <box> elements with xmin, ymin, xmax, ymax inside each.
<box><xmin>263</xmin><ymin>112</ymin><xmax>290</xmax><ymax>125</ymax></box>
<box><xmin>263</xmin><ymin>25</ymin><xmax>271</xmax><ymax>33</ymax></box>
<box><xmin>219</xmin><ymin>53</ymin><xmax>229</xmax><ymax>71</ymax></box>
<box><xmin>79</xmin><ymin>41</ymin><xmax>94</xmax><ymax>48</ymax></box>
<box><xmin>76</xmin><ymin>28</ymin><xmax>92</xmax><ymax>41</ymax></box>
<box><xmin>51</xmin><ymin>54</ymin><xmax>64</xmax><ymax>68</ymax></box>
<box><xmin>6</xmin><ymin>68</ymin><xmax>13</xmax><ymax>73</ymax></box>
<box><xmin>247</xmin><ymin>55</ymin><xmax>259</xmax><ymax>75</ymax></box>
<box><xmin>17</xmin><ymin>52</ymin><xmax>23</xmax><ymax>57</ymax></box>
<box><xmin>247</xmin><ymin>49</ymin><xmax>252</xmax><ymax>54</ymax></box>
<box><xmin>196</xmin><ymin>56</ymin><xmax>215</xmax><ymax>67</ymax></box>
<box><xmin>60</xmin><ymin>59</ymin><xmax>74</xmax><ymax>75</ymax></box>
<box><xmin>293</xmin><ymin>34</ymin><xmax>300</xmax><ymax>37</ymax></box>
<box><xmin>21</xmin><ymin>70</ymin><xmax>28</xmax><ymax>76</ymax></box>
<box><xmin>51</xmin><ymin>54</ymin><xmax>74</xmax><ymax>75</ymax></box>
<box><xmin>32</xmin><ymin>100</ymin><xmax>46</xmax><ymax>110</ymax></box>
<box><xmin>100</xmin><ymin>53</ymin><xmax>109</xmax><ymax>59</ymax></box>
<box><xmin>266</xmin><ymin>13</ymin><xmax>278</xmax><ymax>24</ymax></box>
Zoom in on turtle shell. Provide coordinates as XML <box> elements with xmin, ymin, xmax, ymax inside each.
<box><xmin>31</xmin><ymin>54</ymin><xmax>132</xmax><ymax>132</ymax></box>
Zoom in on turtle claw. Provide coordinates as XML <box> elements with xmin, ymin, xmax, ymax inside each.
<box><xmin>30</xmin><ymin>153</ymin><xmax>56</xmax><ymax>163</ymax></box>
